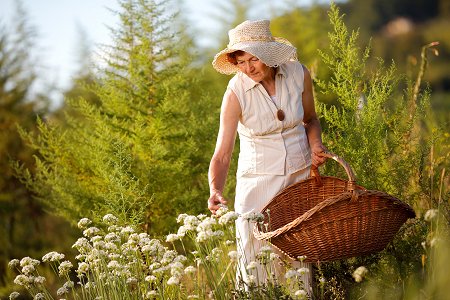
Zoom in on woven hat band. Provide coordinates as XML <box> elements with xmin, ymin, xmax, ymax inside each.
<box><xmin>228</xmin><ymin>35</ymin><xmax>275</xmax><ymax>47</ymax></box>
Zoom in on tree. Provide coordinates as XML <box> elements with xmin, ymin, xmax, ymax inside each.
<box><xmin>15</xmin><ymin>0</ymin><xmax>217</xmax><ymax>235</ymax></box>
<box><xmin>0</xmin><ymin>1</ymin><xmax>78</xmax><ymax>293</ymax></box>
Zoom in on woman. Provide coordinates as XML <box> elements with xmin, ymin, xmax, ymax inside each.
<box><xmin>207</xmin><ymin>20</ymin><xmax>327</xmax><ymax>289</ymax></box>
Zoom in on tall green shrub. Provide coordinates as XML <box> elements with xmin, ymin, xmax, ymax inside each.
<box><xmin>315</xmin><ymin>4</ymin><xmax>446</xmax><ymax>210</ymax></box>
<box><xmin>15</xmin><ymin>0</ymin><xmax>217</xmax><ymax>235</ymax></box>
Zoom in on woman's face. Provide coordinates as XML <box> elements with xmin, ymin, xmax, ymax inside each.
<box><xmin>235</xmin><ymin>52</ymin><xmax>273</xmax><ymax>82</ymax></box>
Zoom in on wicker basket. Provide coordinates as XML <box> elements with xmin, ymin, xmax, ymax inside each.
<box><xmin>253</xmin><ymin>152</ymin><xmax>416</xmax><ymax>263</ymax></box>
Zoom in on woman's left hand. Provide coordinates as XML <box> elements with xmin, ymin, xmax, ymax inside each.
<box><xmin>311</xmin><ymin>143</ymin><xmax>327</xmax><ymax>167</ymax></box>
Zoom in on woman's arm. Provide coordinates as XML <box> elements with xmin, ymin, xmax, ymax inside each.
<box><xmin>301</xmin><ymin>65</ymin><xmax>327</xmax><ymax>167</ymax></box>
<box><xmin>208</xmin><ymin>89</ymin><xmax>241</xmax><ymax>214</ymax></box>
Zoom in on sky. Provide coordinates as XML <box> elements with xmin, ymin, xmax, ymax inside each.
<box><xmin>0</xmin><ymin>0</ymin><xmax>320</xmax><ymax>104</ymax></box>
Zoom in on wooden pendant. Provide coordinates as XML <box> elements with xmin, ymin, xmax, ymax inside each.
<box><xmin>277</xmin><ymin>109</ymin><xmax>285</xmax><ymax>121</ymax></box>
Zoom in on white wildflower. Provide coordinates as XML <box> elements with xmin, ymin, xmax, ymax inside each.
<box><xmin>297</xmin><ymin>267</ymin><xmax>310</xmax><ymax>275</ymax></box>
<box><xmin>161</xmin><ymin>250</ymin><xmax>177</xmax><ymax>265</ymax></box>
<box><xmin>196</xmin><ymin>230</ymin><xmax>212</xmax><ymax>243</ymax></box>
<box><xmin>352</xmin><ymin>266</ymin><xmax>368</xmax><ymax>283</ymax></box>
<box><xmin>197</xmin><ymin>214</ymin><xmax>207</xmax><ymax>220</ymax></box>
<box><xmin>107</xmin><ymin>260</ymin><xmax>121</xmax><ymax>270</ymax></box>
<box><xmin>197</xmin><ymin>217</ymin><xmax>217</xmax><ymax>232</ymax></box>
<box><xmin>219</xmin><ymin>211</ymin><xmax>239</xmax><ymax>225</ymax></box>
<box><xmin>245</xmin><ymin>274</ymin><xmax>257</xmax><ymax>286</ymax></box>
<box><xmin>42</xmin><ymin>251</ymin><xmax>65</xmax><ymax>262</ymax></box>
<box><xmin>108</xmin><ymin>225</ymin><xmax>121</xmax><ymax>232</ymax></box>
<box><xmin>424</xmin><ymin>209</ymin><xmax>438</xmax><ymax>222</ymax></box>
<box><xmin>77</xmin><ymin>262</ymin><xmax>89</xmax><ymax>274</ymax></box>
<box><xmin>166</xmin><ymin>233</ymin><xmax>180</xmax><ymax>243</ymax></box>
<box><xmin>13</xmin><ymin>274</ymin><xmax>32</xmax><ymax>286</ymax></box>
<box><xmin>57</xmin><ymin>286</ymin><xmax>68</xmax><ymax>296</ymax></box>
<box><xmin>184</xmin><ymin>266</ymin><xmax>197</xmax><ymax>274</ymax></box>
<box><xmin>145</xmin><ymin>275</ymin><xmax>157</xmax><ymax>282</ymax></box>
<box><xmin>270</xmin><ymin>253</ymin><xmax>280</xmax><ymax>261</ymax></box>
<box><xmin>167</xmin><ymin>276</ymin><xmax>180</xmax><ymax>285</ymax></box>
<box><xmin>34</xmin><ymin>276</ymin><xmax>46</xmax><ymax>284</ymax></box>
<box><xmin>241</xmin><ymin>211</ymin><xmax>264</xmax><ymax>222</ymax></box>
<box><xmin>177</xmin><ymin>213</ymin><xmax>189</xmax><ymax>223</ymax></box>
<box><xmin>228</xmin><ymin>251</ymin><xmax>239</xmax><ymax>262</ymax></box>
<box><xmin>127</xmin><ymin>277</ymin><xmax>138</xmax><ymax>285</ymax></box>
<box><xmin>63</xmin><ymin>281</ymin><xmax>74</xmax><ymax>289</ymax></box>
<box><xmin>294</xmin><ymin>289</ymin><xmax>308</xmax><ymax>299</ymax></box>
<box><xmin>246</xmin><ymin>261</ymin><xmax>258</xmax><ymax>270</ymax></box>
<box><xmin>104</xmin><ymin>232</ymin><xmax>121</xmax><ymax>243</ymax></box>
<box><xmin>8</xmin><ymin>259</ymin><xmax>20</xmax><ymax>269</ymax></box>
<box><xmin>226</xmin><ymin>240</ymin><xmax>235</xmax><ymax>245</ymax></box>
<box><xmin>104</xmin><ymin>242</ymin><xmax>118</xmax><ymax>251</ymax></box>
<box><xmin>34</xmin><ymin>293</ymin><xmax>45</xmax><ymax>300</ymax></box>
<box><xmin>72</xmin><ymin>238</ymin><xmax>92</xmax><ymax>252</ymax></box>
<box><xmin>285</xmin><ymin>269</ymin><xmax>300</xmax><ymax>279</ymax></box>
<box><xmin>77</xmin><ymin>218</ymin><xmax>92</xmax><ymax>229</ymax></box>
<box><xmin>58</xmin><ymin>261</ymin><xmax>73</xmax><ymax>276</ymax></box>
<box><xmin>21</xmin><ymin>265</ymin><xmax>35</xmax><ymax>275</ymax></box>
<box><xmin>20</xmin><ymin>257</ymin><xmax>40</xmax><ymax>267</ymax></box>
<box><xmin>216</xmin><ymin>205</ymin><xmax>229</xmax><ymax>217</ymax></box>
<box><xmin>103</xmin><ymin>214</ymin><xmax>118</xmax><ymax>225</ymax></box>
<box><xmin>83</xmin><ymin>227</ymin><xmax>100</xmax><ymax>237</ymax></box>
<box><xmin>9</xmin><ymin>292</ymin><xmax>20</xmax><ymax>300</ymax></box>
<box><xmin>121</xmin><ymin>226</ymin><xmax>135</xmax><ymax>236</ymax></box>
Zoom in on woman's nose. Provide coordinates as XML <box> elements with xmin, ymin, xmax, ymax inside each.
<box><xmin>245</xmin><ymin>61</ymin><xmax>254</xmax><ymax>72</ymax></box>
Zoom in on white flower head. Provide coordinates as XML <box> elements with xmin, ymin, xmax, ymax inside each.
<box><xmin>285</xmin><ymin>269</ymin><xmax>300</xmax><ymax>279</ymax></box>
<box><xmin>103</xmin><ymin>214</ymin><xmax>119</xmax><ymax>225</ymax></box>
<box><xmin>216</xmin><ymin>205</ymin><xmax>229</xmax><ymax>217</ymax></box>
<box><xmin>58</xmin><ymin>261</ymin><xmax>73</xmax><ymax>276</ymax></box>
<box><xmin>13</xmin><ymin>274</ymin><xmax>32</xmax><ymax>286</ymax></box>
<box><xmin>57</xmin><ymin>286</ymin><xmax>68</xmax><ymax>296</ymax></box>
<box><xmin>166</xmin><ymin>233</ymin><xmax>180</xmax><ymax>243</ymax></box>
<box><xmin>120</xmin><ymin>226</ymin><xmax>135</xmax><ymax>236</ymax></box>
<box><xmin>228</xmin><ymin>250</ymin><xmax>239</xmax><ymax>262</ymax></box>
<box><xmin>297</xmin><ymin>267</ymin><xmax>310</xmax><ymax>275</ymax></box>
<box><xmin>245</xmin><ymin>274</ymin><xmax>257</xmax><ymax>286</ymax></box>
<box><xmin>145</xmin><ymin>275</ymin><xmax>157</xmax><ymax>282</ymax></box>
<box><xmin>9</xmin><ymin>291</ymin><xmax>20</xmax><ymax>300</ymax></box>
<box><xmin>8</xmin><ymin>259</ymin><xmax>20</xmax><ymax>269</ymax></box>
<box><xmin>424</xmin><ymin>209</ymin><xmax>438</xmax><ymax>222</ymax></box>
<box><xmin>21</xmin><ymin>265</ymin><xmax>35</xmax><ymax>275</ymax></box>
<box><xmin>294</xmin><ymin>289</ymin><xmax>308</xmax><ymax>299</ymax></box>
<box><xmin>77</xmin><ymin>262</ymin><xmax>89</xmax><ymax>274</ymax></box>
<box><xmin>34</xmin><ymin>276</ymin><xmax>46</xmax><ymax>284</ymax></box>
<box><xmin>240</xmin><ymin>211</ymin><xmax>264</xmax><ymax>222</ymax></box>
<box><xmin>167</xmin><ymin>276</ymin><xmax>180</xmax><ymax>285</ymax></box>
<box><xmin>184</xmin><ymin>265</ymin><xmax>197</xmax><ymax>274</ymax></box>
<box><xmin>34</xmin><ymin>293</ymin><xmax>45</xmax><ymax>300</ymax></box>
<box><xmin>42</xmin><ymin>251</ymin><xmax>65</xmax><ymax>262</ymax></box>
<box><xmin>20</xmin><ymin>257</ymin><xmax>40</xmax><ymax>267</ymax></box>
<box><xmin>352</xmin><ymin>266</ymin><xmax>368</xmax><ymax>283</ymax></box>
<box><xmin>246</xmin><ymin>261</ymin><xmax>258</xmax><ymax>270</ymax></box>
<box><xmin>219</xmin><ymin>211</ymin><xmax>240</xmax><ymax>225</ymax></box>
<box><xmin>177</xmin><ymin>213</ymin><xmax>189</xmax><ymax>224</ymax></box>
<box><xmin>77</xmin><ymin>218</ymin><xmax>92</xmax><ymax>229</ymax></box>
<box><xmin>83</xmin><ymin>227</ymin><xmax>101</xmax><ymax>238</ymax></box>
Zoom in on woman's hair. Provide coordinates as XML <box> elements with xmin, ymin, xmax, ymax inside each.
<box><xmin>226</xmin><ymin>50</ymin><xmax>246</xmax><ymax>65</ymax></box>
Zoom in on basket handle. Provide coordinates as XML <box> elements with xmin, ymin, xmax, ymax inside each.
<box><xmin>311</xmin><ymin>151</ymin><xmax>357</xmax><ymax>192</ymax></box>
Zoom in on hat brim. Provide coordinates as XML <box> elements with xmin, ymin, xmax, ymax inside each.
<box><xmin>212</xmin><ymin>37</ymin><xmax>297</xmax><ymax>75</ymax></box>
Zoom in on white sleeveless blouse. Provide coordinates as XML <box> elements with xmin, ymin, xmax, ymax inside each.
<box><xmin>227</xmin><ymin>61</ymin><xmax>312</xmax><ymax>176</ymax></box>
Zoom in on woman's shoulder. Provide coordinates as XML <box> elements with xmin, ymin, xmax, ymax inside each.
<box><xmin>282</xmin><ymin>60</ymin><xmax>305</xmax><ymax>74</ymax></box>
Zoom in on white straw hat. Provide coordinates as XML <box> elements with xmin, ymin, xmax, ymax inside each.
<box><xmin>212</xmin><ymin>20</ymin><xmax>297</xmax><ymax>75</ymax></box>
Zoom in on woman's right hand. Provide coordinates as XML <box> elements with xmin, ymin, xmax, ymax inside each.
<box><xmin>208</xmin><ymin>190</ymin><xmax>228</xmax><ymax>215</ymax></box>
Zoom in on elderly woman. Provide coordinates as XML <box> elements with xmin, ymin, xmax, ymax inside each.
<box><xmin>207</xmin><ymin>20</ymin><xmax>327</xmax><ymax>289</ymax></box>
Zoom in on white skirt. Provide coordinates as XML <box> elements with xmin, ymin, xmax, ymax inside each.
<box><xmin>234</xmin><ymin>167</ymin><xmax>312</xmax><ymax>291</ymax></box>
